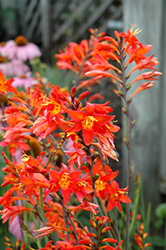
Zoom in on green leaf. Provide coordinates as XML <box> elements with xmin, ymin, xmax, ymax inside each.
<box><xmin>151</xmin><ymin>236</ymin><xmax>165</xmax><ymax>247</ymax></box>
<box><xmin>0</xmin><ymin>8</ymin><xmax>16</xmax><ymax>20</ymax></box>
<box><xmin>155</xmin><ymin>203</ymin><xmax>166</xmax><ymax>219</ymax></box>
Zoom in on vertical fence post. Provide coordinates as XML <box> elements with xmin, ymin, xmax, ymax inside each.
<box><xmin>123</xmin><ymin>0</ymin><xmax>164</xmax><ymax>217</ymax></box>
<box><xmin>40</xmin><ymin>0</ymin><xmax>51</xmax><ymax>61</ymax></box>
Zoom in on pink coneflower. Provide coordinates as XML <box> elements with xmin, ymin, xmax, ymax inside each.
<box><xmin>0</xmin><ymin>57</ymin><xmax>30</xmax><ymax>77</ymax></box>
<box><xmin>0</xmin><ymin>40</ymin><xmax>15</xmax><ymax>57</ymax></box>
<box><xmin>12</xmin><ymin>71</ymin><xmax>38</xmax><ymax>89</ymax></box>
<box><xmin>9</xmin><ymin>215</ymin><xmax>43</xmax><ymax>241</ymax></box>
<box><xmin>8</xmin><ymin>35</ymin><xmax>41</xmax><ymax>62</ymax></box>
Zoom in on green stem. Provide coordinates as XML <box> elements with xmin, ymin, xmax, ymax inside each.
<box><xmin>39</xmin><ymin>188</ymin><xmax>49</xmax><ymax>245</ymax></box>
<box><xmin>117</xmin><ymin>41</ymin><xmax>131</xmax><ymax>250</ymax></box>
<box><xmin>22</xmin><ymin>200</ymin><xmax>30</xmax><ymax>248</ymax></box>
<box><xmin>30</xmin><ymin>210</ymin><xmax>42</xmax><ymax>248</ymax></box>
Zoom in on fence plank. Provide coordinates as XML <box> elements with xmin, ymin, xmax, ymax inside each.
<box><xmin>14</xmin><ymin>0</ymin><xmax>122</xmax><ymax>51</ymax></box>
<box><xmin>52</xmin><ymin>0</ymin><xmax>93</xmax><ymax>42</ymax></box>
<box><xmin>52</xmin><ymin>1</ymin><xmax>66</xmax><ymax>21</ymax></box>
<box><xmin>98</xmin><ymin>6</ymin><xmax>122</xmax><ymax>33</ymax></box>
<box><xmin>40</xmin><ymin>0</ymin><xmax>51</xmax><ymax>49</ymax></box>
<box><xmin>18</xmin><ymin>0</ymin><xmax>41</xmax><ymax>41</ymax></box>
<box><xmin>72</xmin><ymin>0</ymin><xmax>114</xmax><ymax>41</ymax></box>
<box><xmin>123</xmin><ymin>0</ymin><xmax>163</xmax><ymax>218</ymax></box>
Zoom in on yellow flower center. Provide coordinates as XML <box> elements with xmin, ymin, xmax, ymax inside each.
<box><xmin>110</xmin><ymin>193</ymin><xmax>119</xmax><ymax>201</ymax></box>
<box><xmin>0</xmin><ymin>42</ymin><xmax>6</xmax><ymax>47</ymax></box>
<box><xmin>77</xmin><ymin>181</ymin><xmax>87</xmax><ymax>187</ymax></box>
<box><xmin>15</xmin><ymin>35</ymin><xmax>28</xmax><ymax>46</ymax></box>
<box><xmin>130</xmin><ymin>24</ymin><xmax>141</xmax><ymax>36</ymax></box>
<box><xmin>20</xmin><ymin>75</ymin><xmax>27</xmax><ymax>78</ymax></box>
<box><xmin>21</xmin><ymin>152</ymin><xmax>30</xmax><ymax>162</ymax></box>
<box><xmin>0</xmin><ymin>56</ymin><xmax>7</xmax><ymax>63</ymax></box>
<box><xmin>95</xmin><ymin>178</ymin><xmax>106</xmax><ymax>192</ymax></box>
<box><xmin>42</xmin><ymin>98</ymin><xmax>61</xmax><ymax>116</ymax></box>
<box><xmin>52</xmin><ymin>102</ymin><xmax>61</xmax><ymax>116</ymax></box>
<box><xmin>82</xmin><ymin>116</ymin><xmax>96</xmax><ymax>129</ymax></box>
<box><xmin>58</xmin><ymin>172</ymin><xmax>71</xmax><ymax>189</ymax></box>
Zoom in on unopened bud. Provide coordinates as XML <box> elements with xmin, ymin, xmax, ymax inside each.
<box><xmin>45</xmin><ymin>152</ymin><xmax>49</xmax><ymax>157</ymax></box>
<box><xmin>118</xmin><ymin>91</ymin><xmax>124</xmax><ymax>97</ymax></box>
<box><xmin>123</xmin><ymin>136</ymin><xmax>129</xmax><ymax>148</ymax></box>
<box><xmin>126</xmin><ymin>84</ymin><xmax>131</xmax><ymax>90</ymax></box>
<box><xmin>130</xmin><ymin>120</ymin><xmax>136</xmax><ymax>129</ymax></box>
<box><xmin>83</xmin><ymin>162</ymin><xmax>90</xmax><ymax>168</ymax></box>
<box><xmin>78</xmin><ymin>91</ymin><xmax>90</xmax><ymax>101</ymax></box>
<box><xmin>53</xmin><ymin>155</ymin><xmax>58</xmax><ymax>162</ymax></box>
<box><xmin>127</xmin><ymin>97</ymin><xmax>132</xmax><ymax>103</ymax></box>
<box><xmin>71</xmin><ymin>86</ymin><xmax>77</xmax><ymax>97</ymax></box>
<box><xmin>143</xmin><ymin>232</ymin><xmax>148</xmax><ymax>239</ymax></box>
<box><xmin>126</xmin><ymin>74</ymin><xmax>130</xmax><ymax>80</ymax></box>
<box><xmin>122</xmin><ymin>107</ymin><xmax>128</xmax><ymax>115</ymax></box>
<box><xmin>46</xmin><ymin>142</ymin><xmax>51</xmax><ymax>148</ymax></box>
<box><xmin>130</xmin><ymin>162</ymin><xmax>135</xmax><ymax>177</ymax></box>
<box><xmin>94</xmin><ymin>174</ymin><xmax>100</xmax><ymax>181</ymax></box>
<box><xmin>77</xmin><ymin>139</ymin><xmax>82</xmax><ymax>144</ymax></box>
<box><xmin>92</xmin><ymin>151</ymin><xmax>99</xmax><ymax>160</ymax></box>
<box><xmin>58</xmin><ymin>93</ymin><xmax>68</xmax><ymax>102</ymax></box>
<box><xmin>134</xmin><ymin>172</ymin><xmax>141</xmax><ymax>187</ymax></box>
<box><xmin>82</xmin><ymin>147</ymin><xmax>87</xmax><ymax>152</ymax></box>
<box><xmin>144</xmin><ymin>243</ymin><xmax>151</xmax><ymax>248</ymax></box>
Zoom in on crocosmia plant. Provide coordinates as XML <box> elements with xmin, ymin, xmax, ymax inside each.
<box><xmin>0</xmin><ymin>26</ymin><xmax>161</xmax><ymax>250</ymax></box>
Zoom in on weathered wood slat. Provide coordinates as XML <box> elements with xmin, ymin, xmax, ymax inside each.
<box><xmin>72</xmin><ymin>0</ymin><xmax>114</xmax><ymax>41</ymax></box>
<box><xmin>40</xmin><ymin>0</ymin><xmax>51</xmax><ymax>48</ymax></box>
<box><xmin>24</xmin><ymin>0</ymin><xmax>39</xmax><ymax>24</ymax></box>
<box><xmin>52</xmin><ymin>1</ymin><xmax>67</xmax><ymax>21</ymax></box>
<box><xmin>52</xmin><ymin>0</ymin><xmax>94</xmax><ymax>42</ymax></box>
<box><xmin>98</xmin><ymin>6</ymin><xmax>122</xmax><ymax>33</ymax></box>
<box><xmin>25</xmin><ymin>5</ymin><xmax>40</xmax><ymax>39</ymax></box>
<box><xmin>14</xmin><ymin>0</ymin><xmax>122</xmax><ymax>50</ymax></box>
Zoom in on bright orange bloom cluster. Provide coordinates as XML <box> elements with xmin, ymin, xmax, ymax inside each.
<box><xmin>0</xmin><ymin>69</ymin><xmax>127</xmax><ymax>249</ymax></box>
<box><xmin>85</xmin><ymin>26</ymin><xmax>161</xmax><ymax>99</ymax></box>
<box><xmin>135</xmin><ymin>223</ymin><xmax>151</xmax><ymax>249</ymax></box>
<box><xmin>0</xmin><ymin>25</ymin><xmax>159</xmax><ymax>249</ymax></box>
<box><xmin>67</xmin><ymin>102</ymin><xmax>119</xmax><ymax>146</ymax></box>
<box><xmin>55</xmin><ymin>29</ymin><xmax>106</xmax><ymax>90</ymax></box>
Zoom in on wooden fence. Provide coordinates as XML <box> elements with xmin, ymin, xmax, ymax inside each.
<box><xmin>15</xmin><ymin>0</ymin><xmax>123</xmax><ymax>50</ymax></box>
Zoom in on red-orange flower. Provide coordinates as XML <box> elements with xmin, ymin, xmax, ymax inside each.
<box><xmin>93</xmin><ymin>164</ymin><xmax>118</xmax><ymax>200</ymax></box>
<box><xmin>106</xmin><ymin>180</ymin><xmax>131</xmax><ymax>212</ymax></box>
<box><xmin>31</xmin><ymin>90</ymin><xmax>69</xmax><ymax>140</ymax></box>
<box><xmin>0</xmin><ymin>206</ymin><xmax>32</xmax><ymax>224</ymax></box>
<box><xmin>0</xmin><ymin>71</ymin><xmax>17</xmax><ymax>95</ymax></box>
<box><xmin>37</xmin><ymin>240</ymin><xmax>56</xmax><ymax>250</ymax></box>
<box><xmin>130</xmin><ymin>70</ymin><xmax>162</xmax><ymax>85</ymax></box>
<box><xmin>20</xmin><ymin>172</ymin><xmax>50</xmax><ymax>206</ymax></box>
<box><xmin>130</xmin><ymin>81</ymin><xmax>155</xmax><ymax>98</ymax></box>
<box><xmin>56</xmin><ymin>240</ymin><xmax>86</xmax><ymax>250</ymax></box>
<box><xmin>67</xmin><ymin>102</ymin><xmax>115</xmax><ymax>145</ymax></box>
<box><xmin>49</xmin><ymin>164</ymin><xmax>84</xmax><ymax>203</ymax></box>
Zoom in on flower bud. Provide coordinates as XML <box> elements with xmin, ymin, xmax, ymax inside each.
<box><xmin>78</xmin><ymin>91</ymin><xmax>90</xmax><ymax>101</ymax></box>
<box><xmin>94</xmin><ymin>174</ymin><xmax>100</xmax><ymax>181</ymax></box>
<box><xmin>92</xmin><ymin>151</ymin><xmax>99</xmax><ymax>160</ymax></box>
<box><xmin>123</xmin><ymin>136</ymin><xmax>129</xmax><ymax>148</ymax></box>
<box><xmin>71</xmin><ymin>86</ymin><xmax>77</xmax><ymax>97</ymax></box>
<box><xmin>122</xmin><ymin>107</ymin><xmax>128</xmax><ymax>115</ymax></box>
<box><xmin>118</xmin><ymin>91</ymin><xmax>124</xmax><ymax>97</ymax></box>
<box><xmin>126</xmin><ymin>83</ymin><xmax>131</xmax><ymax>90</ymax></box>
<box><xmin>128</xmin><ymin>97</ymin><xmax>132</xmax><ymax>103</ymax></box>
<box><xmin>130</xmin><ymin>120</ymin><xmax>136</xmax><ymax>129</ymax></box>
